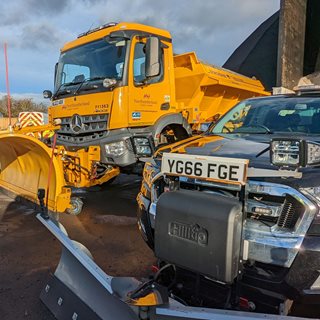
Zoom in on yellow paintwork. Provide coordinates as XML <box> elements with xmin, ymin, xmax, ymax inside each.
<box><xmin>0</xmin><ymin>132</ymin><xmax>70</xmax><ymax>213</ymax></box>
<box><xmin>50</xmin><ymin>22</ymin><xmax>269</xmax><ymax>134</ymax></box>
<box><xmin>130</xmin><ymin>293</ymin><xmax>159</xmax><ymax>306</ymax></box>
<box><xmin>174</xmin><ymin>52</ymin><xmax>269</xmax><ymax>129</ymax></box>
<box><xmin>155</xmin><ymin>134</ymin><xmax>225</xmax><ymax>156</ymax></box>
<box><xmin>0</xmin><ymin>126</ymin><xmax>119</xmax><ymax>212</ymax></box>
<box><xmin>127</xmin><ymin>35</ymin><xmax>176</xmax><ymax>128</ymax></box>
<box><xmin>61</xmin><ymin>22</ymin><xmax>172</xmax><ymax>52</ymax></box>
<box><xmin>13</xmin><ymin>123</ymin><xmax>60</xmax><ymax>134</ymax></box>
<box><xmin>49</xmin><ymin>91</ymin><xmax>112</xmax><ymax>121</ymax></box>
<box><xmin>56</xmin><ymin>146</ymin><xmax>120</xmax><ymax>188</ymax></box>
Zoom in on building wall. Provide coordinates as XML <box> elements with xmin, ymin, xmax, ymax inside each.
<box><xmin>224</xmin><ymin>0</ymin><xmax>320</xmax><ymax>90</ymax></box>
<box><xmin>277</xmin><ymin>0</ymin><xmax>307</xmax><ymax>89</ymax></box>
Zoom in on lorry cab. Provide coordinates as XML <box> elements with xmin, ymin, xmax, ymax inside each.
<box><xmin>45</xmin><ymin>22</ymin><xmax>267</xmax><ymax>173</ymax></box>
<box><xmin>46</xmin><ymin>22</ymin><xmax>179</xmax><ymax>171</ymax></box>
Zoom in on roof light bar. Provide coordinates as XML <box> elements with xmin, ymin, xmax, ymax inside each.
<box><xmin>77</xmin><ymin>22</ymin><xmax>118</xmax><ymax>38</ymax></box>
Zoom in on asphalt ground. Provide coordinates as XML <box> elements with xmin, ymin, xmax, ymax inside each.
<box><xmin>0</xmin><ymin>174</ymin><xmax>155</xmax><ymax>320</ymax></box>
<box><xmin>0</xmin><ymin>174</ymin><xmax>319</xmax><ymax>319</ymax></box>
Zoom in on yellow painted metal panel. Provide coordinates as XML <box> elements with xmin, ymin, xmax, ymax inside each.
<box><xmin>49</xmin><ymin>91</ymin><xmax>113</xmax><ymax>119</ymax></box>
<box><xmin>0</xmin><ymin>133</ymin><xmax>70</xmax><ymax>213</ymax></box>
<box><xmin>174</xmin><ymin>52</ymin><xmax>269</xmax><ymax>126</ymax></box>
<box><xmin>61</xmin><ymin>22</ymin><xmax>172</xmax><ymax>52</ymax></box>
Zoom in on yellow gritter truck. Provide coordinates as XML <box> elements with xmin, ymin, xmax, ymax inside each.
<box><xmin>46</xmin><ymin>22</ymin><xmax>268</xmax><ymax>173</ymax></box>
<box><xmin>0</xmin><ymin>21</ymin><xmax>268</xmax><ymax>214</ymax></box>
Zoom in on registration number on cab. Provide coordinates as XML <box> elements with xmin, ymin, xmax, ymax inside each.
<box><xmin>161</xmin><ymin>153</ymin><xmax>249</xmax><ymax>185</ymax></box>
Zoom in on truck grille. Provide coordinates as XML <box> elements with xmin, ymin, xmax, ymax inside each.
<box><xmin>57</xmin><ymin>114</ymin><xmax>108</xmax><ymax>144</ymax></box>
<box><xmin>247</xmin><ymin>193</ymin><xmax>283</xmax><ymax>228</ymax></box>
<box><xmin>176</xmin><ymin>178</ymin><xmax>307</xmax><ymax>231</ymax></box>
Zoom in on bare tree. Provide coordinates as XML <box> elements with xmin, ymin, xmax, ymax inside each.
<box><xmin>0</xmin><ymin>96</ymin><xmax>47</xmax><ymax>117</ymax></box>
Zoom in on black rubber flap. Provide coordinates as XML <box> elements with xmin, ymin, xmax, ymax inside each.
<box><xmin>40</xmin><ymin>274</ymin><xmax>101</xmax><ymax>320</ymax></box>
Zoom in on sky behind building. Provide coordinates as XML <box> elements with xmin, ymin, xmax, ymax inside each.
<box><xmin>0</xmin><ymin>0</ymin><xmax>279</xmax><ymax>102</ymax></box>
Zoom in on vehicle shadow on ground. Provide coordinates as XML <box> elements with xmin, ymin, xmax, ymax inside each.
<box><xmin>59</xmin><ymin>174</ymin><xmax>156</xmax><ymax>278</ymax></box>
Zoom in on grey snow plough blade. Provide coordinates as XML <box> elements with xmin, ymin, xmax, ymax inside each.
<box><xmin>37</xmin><ymin>214</ymin><xmax>310</xmax><ymax>320</ymax></box>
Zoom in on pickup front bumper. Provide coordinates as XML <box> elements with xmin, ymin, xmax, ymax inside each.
<box><xmin>37</xmin><ymin>214</ymin><xmax>311</xmax><ymax>319</ymax></box>
<box><xmin>137</xmin><ymin>189</ymin><xmax>320</xmax><ymax>306</ymax></box>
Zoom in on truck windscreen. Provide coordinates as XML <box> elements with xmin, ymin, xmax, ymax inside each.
<box><xmin>211</xmin><ymin>96</ymin><xmax>320</xmax><ymax>135</ymax></box>
<box><xmin>54</xmin><ymin>37</ymin><xmax>127</xmax><ymax>96</ymax></box>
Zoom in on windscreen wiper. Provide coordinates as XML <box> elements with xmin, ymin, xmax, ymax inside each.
<box><xmin>234</xmin><ymin>124</ymin><xmax>273</xmax><ymax>134</ymax></box>
<box><xmin>74</xmin><ymin>77</ymin><xmax>107</xmax><ymax>95</ymax></box>
<box><xmin>53</xmin><ymin>81</ymin><xmax>80</xmax><ymax>99</ymax></box>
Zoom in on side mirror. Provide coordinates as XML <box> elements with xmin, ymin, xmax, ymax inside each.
<box><xmin>43</xmin><ymin>90</ymin><xmax>52</xmax><ymax>99</ymax></box>
<box><xmin>145</xmin><ymin>37</ymin><xmax>161</xmax><ymax>78</ymax></box>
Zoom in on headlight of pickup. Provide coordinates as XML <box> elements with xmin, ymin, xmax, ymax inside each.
<box><xmin>271</xmin><ymin>140</ymin><xmax>300</xmax><ymax>167</ymax></box>
<box><xmin>271</xmin><ymin>139</ymin><xmax>320</xmax><ymax>168</ymax></box>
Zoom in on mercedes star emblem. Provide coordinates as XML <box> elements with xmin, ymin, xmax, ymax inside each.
<box><xmin>70</xmin><ymin>114</ymin><xmax>83</xmax><ymax>134</ymax></box>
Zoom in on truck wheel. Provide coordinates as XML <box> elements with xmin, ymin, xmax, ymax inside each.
<box><xmin>158</xmin><ymin>124</ymin><xmax>189</xmax><ymax>146</ymax></box>
<box><xmin>66</xmin><ymin>197</ymin><xmax>83</xmax><ymax>215</ymax></box>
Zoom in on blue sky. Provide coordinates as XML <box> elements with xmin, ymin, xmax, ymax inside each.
<box><xmin>0</xmin><ymin>0</ymin><xmax>279</xmax><ymax>102</ymax></box>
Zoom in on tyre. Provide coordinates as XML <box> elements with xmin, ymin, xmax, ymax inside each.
<box><xmin>66</xmin><ymin>197</ymin><xmax>84</xmax><ymax>215</ymax></box>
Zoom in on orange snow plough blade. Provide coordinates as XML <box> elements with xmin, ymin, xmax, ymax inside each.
<box><xmin>0</xmin><ymin>132</ymin><xmax>70</xmax><ymax>213</ymax></box>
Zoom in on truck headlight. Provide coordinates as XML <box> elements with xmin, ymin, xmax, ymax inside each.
<box><xmin>271</xmin><ymin>139</ymin><xmax>320</xmax><ymax>168</ymax></box>
<box><xmin>133</xmin><ymin>137</ymin><xmax>152</xmax><ymax>156</ymax></box>
<box><xmin>105</xmin><ymin>141</ymin><xmax>126</xmax><ymax>157</ymax></box>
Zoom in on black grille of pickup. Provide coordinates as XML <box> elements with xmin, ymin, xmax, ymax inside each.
<box><xmin>175</xmin><ymin>178</ymin><xmax>306</xmax><ymax>231</ymax></box>
<box><xmin>247</xmin><ymin>193</ymin><xmax>283</xmax><ymax>226</ymax></box>
<box><xmin>277</xmin><ymin>195</ymin><xmax>305</xmax><ymax>229</ymax></box>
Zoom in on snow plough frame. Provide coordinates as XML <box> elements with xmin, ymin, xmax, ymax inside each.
<box><xmin>37</xmin><ymin>214</ymin><xmax>309</xmax><ymax>320</ymax></box>
<box><xmin>0</xmin><ymin>125</ymin><xmax>119</xmax><ymax>214</ymax></box>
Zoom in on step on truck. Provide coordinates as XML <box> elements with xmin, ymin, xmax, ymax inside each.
<box><xmin>35</xmin><ymin>84</ymin><xmax>320</xmax><ymax>319</ymax></box>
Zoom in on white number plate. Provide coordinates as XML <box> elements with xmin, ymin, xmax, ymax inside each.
<box><xmin>161</xmin><ymin>153</ymin><xmax>249</xmax><ymax>185</ymax></box>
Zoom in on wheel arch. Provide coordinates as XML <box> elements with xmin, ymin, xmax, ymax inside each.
<box><xmin>152</xmin><ymin>113</ymin><xmax>191</xmax><ymax>146</ymax></box>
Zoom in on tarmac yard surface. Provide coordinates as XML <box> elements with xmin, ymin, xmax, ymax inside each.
<box><xmin>0</xmin><ymin>174</ymin><xmax>319</xmax><ymax>319</ymax></box>
<box><xmin>0</xmin><ymin>175</ymin><xmax>155</xmax><ymax>320</ymax></box>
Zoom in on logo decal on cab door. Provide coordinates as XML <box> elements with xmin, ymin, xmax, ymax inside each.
<box><xmin>132</xmin><ymin>112</ymin><xmax>141</xmax><ymax>120</ymax></box>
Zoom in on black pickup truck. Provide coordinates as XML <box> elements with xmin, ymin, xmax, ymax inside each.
<box><xmin>137</xmin><ymin>89</ymin><xmax>320</xmax><ymax>315</ymax></box>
